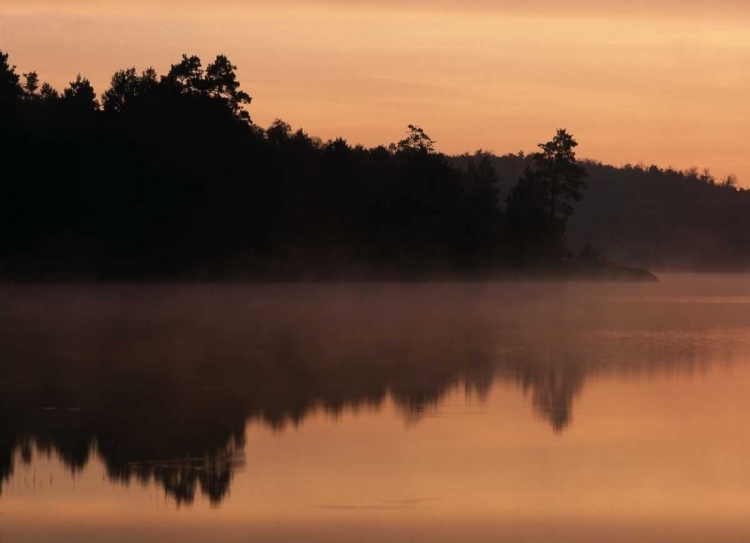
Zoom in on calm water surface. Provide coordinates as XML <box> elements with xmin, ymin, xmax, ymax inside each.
<box><xmin>1</xmin><ymin>275</ymin><xmax>750</xmax><ymax>542</ymax></box>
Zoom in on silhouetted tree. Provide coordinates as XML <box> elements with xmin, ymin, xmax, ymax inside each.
<box><xmin>102</xmin><ymin>67</ymin><xmax>158</xmax><ymax>113</ymax></box>
<box><xmin>395</xmin><ymin>124</ymin><xmax>436</xmax><ymax>154</ymax></box>
<box><xmin>504</xmin><ymin>130</ymin><xmax>588</xmax><ymax>260</ymax></box>
<box><xmin>204</xmin><ymin>55</ymin><xmax>252</xmax><ymax>121</ymax></box>
<box><xmin>505</xmin><ymin>167</ymin><xmax>562</xmax><ymax>259</ymax></box>
<box><xmin>532</xmin><ymin>128</ymin><xmax>588</xmax><ymax>222</ymax></box>
<box><xmin>39</xmin><ymin>82</ymin><xmax>59</xmax><ymax>101</ymax></box>
<box><xmin>0</xmin><ymin>50</ymin><xmax>22</xmax><ymax>105</ymax></box>
<box><xmin>164</xmin><ymin>54</ymin><xmax>204</xmax><ymax>93</ymax></box>
<box><xmin>22</xmin><ymin>71</ymin><xmax>40</xmax><ymax>97</ymax></box>
<box><xmin>161</xmin><ymin>54</ymin><xmax>251</xmax><ymax>123</ymax></box>
<box><xmin>63</xmin><ymin>74</ymin><xmax>99</xmax><ymax>111</ymax></box>
<box><xmin>456</xmin><ymin>152</ymin><xmax>502</xmax><ymax>259</ymax></box>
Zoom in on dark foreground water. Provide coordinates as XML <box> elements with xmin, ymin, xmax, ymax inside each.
<box><xmin>1</xmin><ymin>275</ymin><xmax>750</xmax><ymax>542</ymax></box>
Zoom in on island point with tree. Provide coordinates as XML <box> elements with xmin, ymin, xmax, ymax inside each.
<box><xmin>8</xmin><ymin>49</ymin><xmax>749</xmax><ymax>281</ymax></box>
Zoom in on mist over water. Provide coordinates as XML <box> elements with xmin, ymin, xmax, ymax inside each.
<box><xmin>1</xmin><ymin>275</ymin><xmax>750</xmax><ymax>542</ymax></box>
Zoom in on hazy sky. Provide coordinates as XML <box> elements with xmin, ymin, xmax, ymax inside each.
<box><xmin>2</xmin><ymin>1</ymin><xmax>749</xmax><ymax>183</ymax></box>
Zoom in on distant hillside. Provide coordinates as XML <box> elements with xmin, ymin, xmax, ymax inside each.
<box><xmin>454</xmin><ymin>153</ymin><xmax>749</xmax><ymax>271</ymax></box>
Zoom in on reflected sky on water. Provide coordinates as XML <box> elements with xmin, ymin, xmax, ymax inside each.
<box><xmin>1</xmin><ymin>275</ymin><xmax>750</xmax><ymax>542</ymax></box>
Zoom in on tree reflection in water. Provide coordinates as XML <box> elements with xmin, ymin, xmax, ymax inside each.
<box><xmin>0</xmin><ymin>283</ymin><xmax>743</xmax><ymax>505</ymax></box>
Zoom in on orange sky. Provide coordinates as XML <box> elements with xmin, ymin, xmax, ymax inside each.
<box><xmin>1</xmin><ymin>1</ymin><xmax>749</xmax><ymax>184</ymax></box>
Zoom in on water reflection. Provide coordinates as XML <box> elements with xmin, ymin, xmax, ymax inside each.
<box><xmin>0</xmin><ymin>281</ymin><xmax>747</xmax><ymax>506</ymax></box>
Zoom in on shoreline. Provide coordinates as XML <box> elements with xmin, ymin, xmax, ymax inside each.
<box><xmin>0</xmin><ymin>262</ymin><xmax>659</xmax><ymax>284</ymax></box>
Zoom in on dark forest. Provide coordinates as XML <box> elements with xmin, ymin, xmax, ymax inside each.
<box><xmin>1</xmin><ymin>50</ymin><xmax>745</xmax><ymax>279</ymax></box>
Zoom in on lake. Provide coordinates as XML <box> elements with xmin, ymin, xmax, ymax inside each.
<box><xmin>1</xmin><ymin>275</ymin><xmax>750</xmax><ymax>542</ymax></box>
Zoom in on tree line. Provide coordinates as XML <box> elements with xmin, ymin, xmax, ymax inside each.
<box><xmin>460</xmin><ymin>152</ymin><xmax>748</xmax><ymax>271</ymax></box>
<box><xmin>0</xmin><ymin>49</ymin><xmax>595</xmax><ymax>279</ymax></box>
<box><xmin>3</xmin><ymin>49</ymin><xmax>744</xmax><ymax>278</ymax></box>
